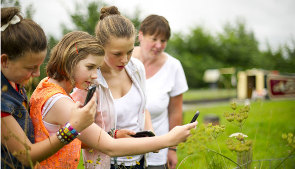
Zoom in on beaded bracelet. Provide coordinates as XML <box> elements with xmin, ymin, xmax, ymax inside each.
<box><xmin>114</xmin><ymin>129</ymin><xmax>118</xmax><ymax>139</ymax></box>
<box><xmin>56</xmin><ymin>122</ymin><xmax>80</xmax><ymax>144</ymax></box>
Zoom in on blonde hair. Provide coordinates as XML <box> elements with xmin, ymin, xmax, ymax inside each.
<box><xmin>47</xmin><ymin>31</ymin><xmax>104</xmax><ymax>85</ymax></box>
<box><xmin>95</xmin><ymin>6</ymin><xmax>136</xmax><ymax>46</ymax></box>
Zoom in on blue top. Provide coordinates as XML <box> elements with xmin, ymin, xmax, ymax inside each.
<box><xmin>1</xmin><ymin>72</ymin><xmax>35</xmax><ymax>169</ymax></box>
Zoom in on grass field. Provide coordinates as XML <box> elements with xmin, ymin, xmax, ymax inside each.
<box><xmin>76</xmin><ymin>87</ymin><xmax>294</xmax><ymax>169</ymax></box>
<box><xmin>183</xmin><ymin>88</ymin><xmax>236</xmax><ymax>101</ymax></box>
<box><xmin>179</xmin><ymin>99</ymin><xmax>295</xmax><ymax>169</ymax></box>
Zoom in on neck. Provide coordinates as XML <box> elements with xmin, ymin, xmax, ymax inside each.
<box><xmin>48</xmin><ymin>78</ymin><xmax>73</xmax><ymax>94</ymax></box>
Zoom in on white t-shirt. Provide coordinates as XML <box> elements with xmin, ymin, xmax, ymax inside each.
<box><xmin>146</xmin><ymin>53</ymin><xmax>188</xmax><ymax>166</ymax></box>
<box><xmin>112</xmin><ymin>83</ymin><xmax>143</xmax><ymax>166</ymax></box>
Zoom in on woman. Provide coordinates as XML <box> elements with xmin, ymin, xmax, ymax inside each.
<box><xmin>132</xmin><ymin>14</ymin><xmax>189</xmax><ymax>169</ymax></box>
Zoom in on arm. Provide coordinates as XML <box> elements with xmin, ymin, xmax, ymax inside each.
<box><xmin>167</xmin><ymin>94</ymin><xmax>184</xmax><ymax>169</ymax></box>
<box><xmin>50</xmin><ymin>92</ymin><xmax>197</xmax><ymax>157</ymax></box>
<box><xmin>1</xmin><ymin>95</ymin><xmax>97</xmax><ymax>167</ymax></box>
<box><xmin>78</xmin><ymin>120</ymin><xmax>197</xmax><ymax>157</ymax></box>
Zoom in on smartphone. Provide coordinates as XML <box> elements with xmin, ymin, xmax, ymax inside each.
<box><xmin>131</xmin><ymin>131</ymin><xmax>155</xmax><ymax>138</ymax></box>
<box><xmin>84</xmin><ymin>85</ymin><xmax>96</xmax><ymax>106</ymax></box>
<box><xmin>190</xmin><ymin>111</ymin><xmax>200</xmax><ymax>123</ymax></box>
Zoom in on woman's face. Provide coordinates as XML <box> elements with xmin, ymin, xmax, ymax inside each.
<box><xmin>103</xmin><ymin>37</ymin><xmax>134</xmax><ymax>71</ymax></box>
<box><xmin>73</xmin><ymin>54</ymin><xmax>104</xmax><ymax>90</ymax></box>
<box><xmin>139</xmin><ymin>33</ymin><xmax>167</xmax><ymax>58</ymax></box>
<box><xmin>1</xmin><ymin>50</ymin><xmax>46</xmax><ymax>85</ymax></box>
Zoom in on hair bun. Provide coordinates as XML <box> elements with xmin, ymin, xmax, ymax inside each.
<box><xmin>100</xmin><ymin>6</ymin><xmax>120</xmax><ymax>20</ymax></box>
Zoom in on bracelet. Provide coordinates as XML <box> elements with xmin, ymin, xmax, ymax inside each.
<box><xmin>169</xmin><ymin>147</ymin><xmax>177</xmax><ymax>152</ymax></box>
<box><xmin>108</xmin><ymin>128</ymin><xmax>115</xmax><ymax>137</ymax></box>
<box><xmin>114</xmin><ymin>129</ymin><xmax>118</xmax><ymax>139</ymax></box>
<box><xmin>56</xmin><ymin>122</ymin><xmax>80</xmax><ymax>144</ymax></box>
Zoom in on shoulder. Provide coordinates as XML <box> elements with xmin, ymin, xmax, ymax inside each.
<box><xmin>165</xmin><ymin>53</ymin><xmax>183</xmax><ymax>69</ymax></box>
<box><xmin>131</xmin><ymin>46</ymin><xmax>142</xmax><ymax>60</ymax></box>
<box><xmin>129</xmin><ymin>57</ymin><xmax>145</xmax><ymax>71</ymax></box>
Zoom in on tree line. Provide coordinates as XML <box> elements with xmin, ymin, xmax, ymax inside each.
<box><xmin>4</xmin><ymin>0</ymin><xmax>294</xmax><ymax>89</ymax></box>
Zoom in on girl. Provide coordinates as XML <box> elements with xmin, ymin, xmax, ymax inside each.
<box><xmin>71</xmin><ymin>6</ymin><xmax>153</xmax><ymax>169</ymax></box>
<box><xmin>1</xmin><ymin>7</ymin><xmax>97</xmax><ymax>169</ymax></box>
<box><xmin>29</xmin><ymin>31</ymin><xmax>197</xmax><ymax>169</ymax></box>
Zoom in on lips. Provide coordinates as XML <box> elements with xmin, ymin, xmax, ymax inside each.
<box><xmin>117</xmin><ymin>65</ymin><xmax>125</xmax><ymax>69</ymax></box>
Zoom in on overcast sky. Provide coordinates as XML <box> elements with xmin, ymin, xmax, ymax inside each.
<box><xmin>18</xmin><ymin>0</ymin><xmax>295</xmax><ymax>50</ymax></box>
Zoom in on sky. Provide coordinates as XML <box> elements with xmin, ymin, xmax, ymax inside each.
<box><xmin>17</xmin><ymin>0</ymin><xmax>295</xmax><ymax>50</ymax></box>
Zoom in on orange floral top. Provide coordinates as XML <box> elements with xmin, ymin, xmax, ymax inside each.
<box><xmin>30</xmin><ymin>77</ymin><xmax>81</xmax><ymax>169</ymax></box>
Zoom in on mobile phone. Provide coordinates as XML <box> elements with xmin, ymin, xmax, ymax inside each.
<box><xmin>190</xmin><ymin>111</ymin><xmax>200</xmax><ymax>123</ymax></box>
<box><xmin>84</xmin><ymin>85</ymin><xmax>96</xmax><ymax>106</ymax></box>
<box><xmin>131</xmin><ymin>131</ymin><xmax>155</xmax><ymax>138</ymax></box>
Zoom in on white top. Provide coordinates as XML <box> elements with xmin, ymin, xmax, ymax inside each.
<box><xmin>113</xmin><ymin>83</ymin><xmax>143</xmax><ymax>165</ymax></box>
<box><xmin>146</xmin><ymin>53</ymin><xmax>188</xmax><ymax>166</ymax></box>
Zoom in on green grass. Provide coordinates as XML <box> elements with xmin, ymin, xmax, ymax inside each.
<box><xmin>183</xmin><ymin>88</ymin><xmax>236</xmax><ymax>101</ymax></box>
<box><xmin>178</xmin><ymin>99</ymin><xmax>295</xmax><ymax>168</ymax></box>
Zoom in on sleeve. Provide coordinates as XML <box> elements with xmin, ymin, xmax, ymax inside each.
<box><xmin>170</xmin><ymin>59</ymin><xmax>189</xmax><ymax>97</ymax></box>
<box><xmin>1</xmin><ymin>111</ymin><xmax>11</xmax><ymax>117</ymax></box>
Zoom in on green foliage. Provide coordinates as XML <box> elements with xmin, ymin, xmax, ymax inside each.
<box><xmin>167</xmin><ymin>19</ymin><xmax>295</xmax><ymax>88</ymax></box>
<box><xmin>179</xmin><ymin>100</ymin><xmax>295</xmax><ymax>168</ymax></box>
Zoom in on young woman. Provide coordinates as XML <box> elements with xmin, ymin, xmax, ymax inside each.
<box><xmin>1</xmin><ymin>7</ymin><xmax>97</xmax><ymax>169</ymax></box>
<box><xmin>29</xmin><ymin>31</ymin><xmax>197</xmax><ymax>169</ymax></box>
<box><xmin>72</xmin><ymin>6</ymin><xmax>153</xmax><ymax>169</ymax></box>
<box><xmin>132</xmin><ymin>15</ymin><xmax>189</xmax><ymax>169</ymax></box>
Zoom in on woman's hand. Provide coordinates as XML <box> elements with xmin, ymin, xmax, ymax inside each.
<box><xmin>115</xmin><ymin>129</ymin><xmax>136</xmax><ymax>138</ymax></box>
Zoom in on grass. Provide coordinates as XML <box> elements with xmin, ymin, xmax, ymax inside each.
<box><xmin>178</xmin><ymin>99</ymin><xmax>295</xmax><ymax>168</ymax></box>
<box><xmin>183</xmin><ymin>88</ymin><xmax>236</xmax><ymax>101</ymax></box>
<box><xmin>76</xmin><ymin>89</ymin><xmax>295</xmax><ymax>168</ymax></box>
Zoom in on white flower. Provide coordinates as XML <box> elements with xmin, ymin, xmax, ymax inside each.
<box><xmin>229</xmin><ymin>132</ymin><xmax>248</xmax><ymax>138</ymax></box>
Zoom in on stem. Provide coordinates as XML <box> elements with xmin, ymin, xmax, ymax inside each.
<box><xmin>206</xmin><ymin>148</ymin><xmax>243</xmax><ymax>168</ymax></box>
<box><xmin>274</xmin><ymin>150</ymin><xmax>295</xmax><ymax>169</ymax></box>
<box><xmin>177</xmin><ymin>153</ymin><xmax>197</xmax><ymax>169</ymax></box>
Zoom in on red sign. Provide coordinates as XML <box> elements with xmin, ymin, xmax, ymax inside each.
<box><xmin>267</xmin><ymin>74</ymin><xmax>295</xmax><ymax>99</ymax></box>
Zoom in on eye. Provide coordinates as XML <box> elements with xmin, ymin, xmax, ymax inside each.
<box><xmin>87</xmin><ymin>66</ymin><xmax>94</xmax><ymax>70</ymax></box>
<box><xmin>113</xmin><ymin>53</ymin><xmax>121</xmax><ymax>56</ymax></box>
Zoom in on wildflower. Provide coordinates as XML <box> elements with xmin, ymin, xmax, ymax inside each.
<box><xmin>136</xmin><ymin>161</ymin><xmax>140</xmax><ymax>165</ymax></box>
<box><xmin>229</xmin><ymin>133</ymin><xmax>248</xmax><ymax>138</ymax></box>
<box><xmin>86</xmin><ymin>160</ymin><xmax>93</xmax><ymax>164</ymax></box>
<box><xmin>88</xmin><ymin>149</ymin><xmax>93</xmax><ymax>153</ymax></box>
<box><xmin>126</xmin><ymin>156</ymin><xmax>133</xmax><ymax>159</ymax></box>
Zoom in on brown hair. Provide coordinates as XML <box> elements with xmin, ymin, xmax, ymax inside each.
<box><xmin>1</xmin><ymin>7</ymin><xmax>47</xmax><ymax>60</ymax></box>
<box><xmin>95</xmin><ymin>6</ymin><xmax>136</xmax><ymax>46</ymax></box>
<box><xmin>139</xmin><ymin>14</ymin><xmax>171</xmax><ymax>40</ymax></box>
<box><xmin>46</xmin><ymin>31</ymin><xmax>104</xmax><ymax>85</ymax></box>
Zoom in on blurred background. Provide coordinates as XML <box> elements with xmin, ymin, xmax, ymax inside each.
<box><xmin>2</xmin><ymin>0</ymin><xmax>295</xmax><ymax>102</ymax></box>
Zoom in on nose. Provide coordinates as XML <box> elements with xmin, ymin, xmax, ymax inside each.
<box><xmin>91</xmin><ymin>70</ymin><xmax>98</xmax><ymax>79</ymax></box>
<box><xmin>154</xmin><ymin>40</ymin><xmax>162</xmax><ymax>48</ymax></box>
<box><xmin>31</xmin><ymin>68</ymin><xmax>40</xmax><ymax>77</ymax></box>
<box><xmin>121</xmin><ymin>54</ymin><xmax>128</xmax><ymax>65</ymax></box>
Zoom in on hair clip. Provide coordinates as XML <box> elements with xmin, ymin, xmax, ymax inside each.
<box><xmin>75</xmin><ymin>43</ymin><xmax>79</xmax><ymax>54</ymax></box>
<box><xmin>1</xmin><ymin>15</ymin><xmax>21</xmax><ymax>32</ymax></box>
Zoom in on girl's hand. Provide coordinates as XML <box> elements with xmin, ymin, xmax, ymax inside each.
<box><xmin>115</xmin><ymin>129</ymin><xmax>136</xmax><ymax>138</ymax></box>
<box><xmin>69</xmin><ymin>93</ymin><xmax>97</xmax><ymax>132</ymax></box>
<box><xmin>167</xmin><ymin>121</ymin><xmax>198</xmax><ymax>146</ymax></box>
